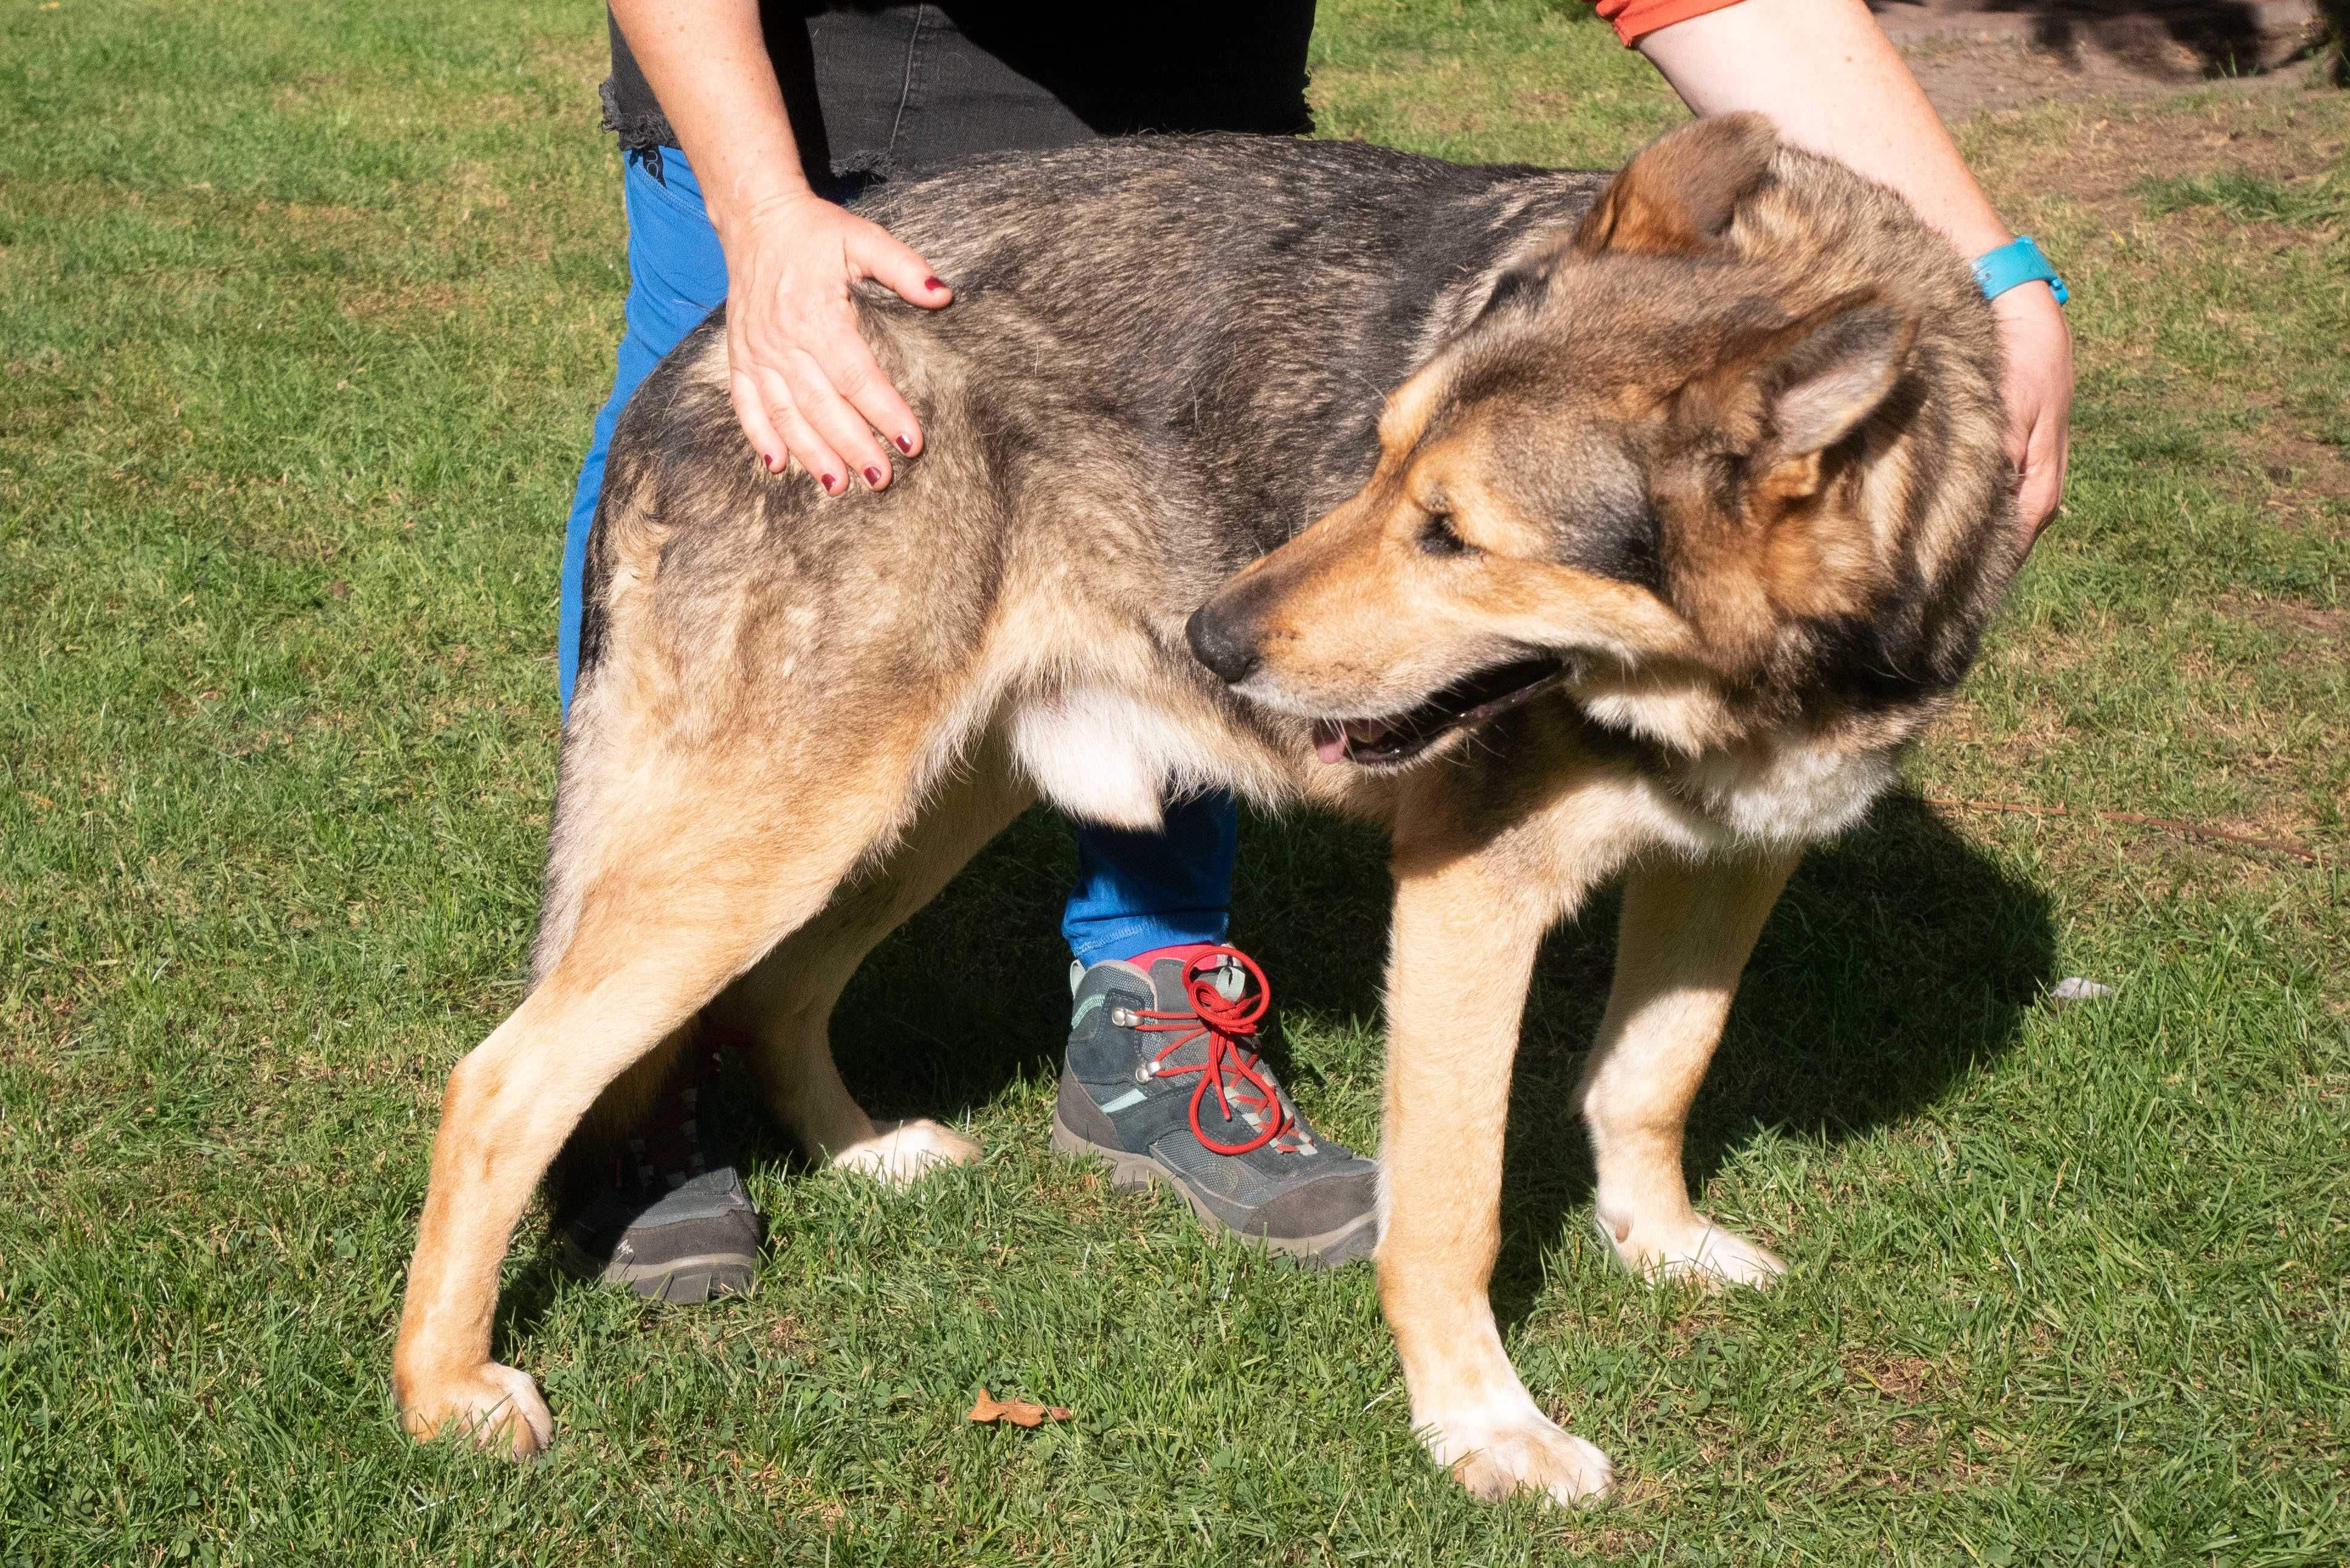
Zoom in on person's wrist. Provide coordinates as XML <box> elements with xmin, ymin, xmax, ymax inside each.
<box><xmin>1973</xmin><ymin>235</ymin><xmax>2068</xmax><ymax>306</ymax></box>
<box><xmin>1988</xmin><ymin>279</ymin><xmax>2064</xmax><ymax>319</ymax></box>
<box><xmin>711</xmin><ymin>182</ymin><xmax>826</xmax><ymax>249</ymax></box>
<box><xmin>1941</xmin><ymin>215</ymin><xmax>2014</xmax><ymax>257</ymax></box>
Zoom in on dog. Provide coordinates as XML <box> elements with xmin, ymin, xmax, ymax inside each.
<box><xmin>392</xmin><ymin>114</ymin><xmax>2016</xmax><ymax>1505</ymax></box>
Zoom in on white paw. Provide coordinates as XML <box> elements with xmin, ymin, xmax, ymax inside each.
<box><xmin>398</xmin><ymin>1360</ymin><xmax>553</xmax><ymax>1458</ymax></box>
<box><xmin>1420</xmin><ymin>1404</ymin><xmax>1613</xmax><ymax>1507</ymax></box>
<box><xmin>828</xmin><ymin>1119</ymin><xmax>979</xmax><ymax>1187</ymax></box>
<box><xmin>1598</xmin><ymin>1209</ymin><xmax>1785</xmax><ymax>1289</ymax></box>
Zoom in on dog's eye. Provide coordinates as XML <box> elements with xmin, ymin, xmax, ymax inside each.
<box><xmin>1418</xmin><ymin>513</ymin><xmax>1473</xmax><ymax>558</ymax></box>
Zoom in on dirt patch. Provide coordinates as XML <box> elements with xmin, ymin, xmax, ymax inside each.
<box><xmin>268</xmin><ymin>74</ymin><xmax>348</xmax><ymax>114</ymax></box>
<box><xmin>1843</xmin><ymin>1349</ymin><xmax>1946</xmax><ymax>1403</ymax></box>
<box><xmin>2238</xmin><ymin>432</ymin><xmax>2350</xmax><ymax>538</ymax></box>
<box><xmin>336</xmin><ymin>278</ymin><xmax>486</xmax><ymax>322</ymax></box>
<box><xmin>1907</xmin><ymin>32</ymin><xmax>2317</xmax><ymax>122</ymax></box>
<box><xmin>1969</xmin><ymin>91</ymin><xmax>2350</xmax><ymax>550</ymax></box>
<box><xmin>1982</xmin><ymin>92</ymin><xmax>2345</xmax><ymax>219</ymax></box>
<box><xmin>2214</xmin><ymin>590</ymin><xmax>2349</xmax><ymax>643</ymax></box>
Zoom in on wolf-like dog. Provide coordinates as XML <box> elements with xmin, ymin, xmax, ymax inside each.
<box><xmin>393</xmin><ymin>115</ymin><xmax>2016</xmax><ymax>1504</ymax></box>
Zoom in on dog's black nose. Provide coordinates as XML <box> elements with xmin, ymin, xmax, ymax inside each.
<box><xmin>1186</xmin><ymin>603</ymin><xmax>1260</xmax><ymax>685</ymax></box>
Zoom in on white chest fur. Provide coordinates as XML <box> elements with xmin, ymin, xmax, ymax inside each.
<box><xmin>1007</xmin><ymin>684</ymin><xmax>1269</xmax><ymax>833</ymax></box>
<box><xmin>1577</xmin><ymin>680</ymin><xmax>1899</xmax><ymax>850</ymax></box>
<box><xmin>1669</xmin><ymin>736</ymin><xmax>1898</xmax><ymax>848</ymax></box>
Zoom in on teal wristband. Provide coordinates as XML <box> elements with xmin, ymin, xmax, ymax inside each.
<box><xmin>1972</xmin><ymin>235</ymin><xmax>2068</xmax><ymax>306</ymax></box>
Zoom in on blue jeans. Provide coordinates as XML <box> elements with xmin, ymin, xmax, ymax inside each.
<box><xmin>561</xmin><ymin>148</ymin><xmax>1235</xmax><ymax>968</ymax></box>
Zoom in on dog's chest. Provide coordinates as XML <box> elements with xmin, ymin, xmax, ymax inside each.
<box><xmin>1574</xmin><ymin>689</ymin><xmax>1899</xmax><ymax>851</ymax></box>
<box><xmin>1664</xmin><ymin>740</ymin><xmax>1898</xmax><ymax>848</ymax></box>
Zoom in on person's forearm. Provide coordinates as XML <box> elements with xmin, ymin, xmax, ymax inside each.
<box><xmin>1638</xmin><ymin>0</ymin><xmax>2011</xmax><ymax>258</ymax></box>
<box><xmin>607</xmin><ymin>0</ymin><xmax>811</xmax><ymax>243</ymax></box>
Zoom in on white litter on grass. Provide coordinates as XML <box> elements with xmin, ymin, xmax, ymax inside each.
<box><xmin>2047</xmin><ymin>976</ymin><xmax>2115</xmax><ymax>1009</ymax></box>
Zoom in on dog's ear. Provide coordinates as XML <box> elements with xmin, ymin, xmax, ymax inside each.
<box><xmin>1675</xmin><ymin>292</ymin><xmax>1915</xmax><ymax>467</ymax></box>
<box><xmin>1668</xmin><ymin>293</ymin><xmax>1917</xmax><ymax>643</ymax></box>
<box><xmin>1736</xmin><ymin>292</ymin><xmax>1917</xmax><ymax>461</ymax></box>
<box><xmin>1572</xmin><ymin>112</ymin><xmax>1778</xmax><ymax>259</ymax></box>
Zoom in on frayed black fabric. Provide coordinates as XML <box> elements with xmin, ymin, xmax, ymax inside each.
<box><xmin>596</xmin><ymin>77</ymin><xmax>674</xmax><ymax>157</ymax></box>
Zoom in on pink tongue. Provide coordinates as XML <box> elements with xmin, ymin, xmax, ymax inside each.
<box><xmin>1312</xmin><ymin>722</ymin><xmax>1347</xmax><ymax>765</ymax></box>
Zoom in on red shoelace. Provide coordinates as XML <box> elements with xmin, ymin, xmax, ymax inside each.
<box><xmin>1128</xmin><ymin>946</ymin><xmax>1299</xmax><ymax>1156</ymax></box>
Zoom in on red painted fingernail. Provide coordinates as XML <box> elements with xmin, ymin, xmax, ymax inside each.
<box><xmin>863</xmin><ymin>466</ymin><xmax>883</xmax><ymax>488</ymax></box>
<box><xmin>820</xmin><ymin>473</ymin><xmax>837</xmax><ymax>492</ymax></box>
<box><xmin>894</xmin><ymin>433</ymin><xmax>913</xmax><ymax>454</ymax></box>
<box><xmin>766</xmin><ymin>454</ymin><xmax>782</xmax><ymax>472</ymax></box>
<box><xmin>925</xmin><ymin>276</ymin><xmax>946</xmax><ymax>292</ymax></box>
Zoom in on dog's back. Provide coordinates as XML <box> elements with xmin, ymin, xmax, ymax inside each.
<box><xmin>854</xmin><ymin>137</ymin><xmax>1612</xmax><ymax>557</ymax></box>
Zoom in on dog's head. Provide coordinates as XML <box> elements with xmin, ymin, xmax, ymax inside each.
<box><xmin>1187</xmin><ymin>114</ymin><xmax>2016</xmax><ymax>768</ymax></box>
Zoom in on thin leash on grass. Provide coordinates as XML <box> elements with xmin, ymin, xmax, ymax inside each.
<box><xmin>1925</xmin><ymin>795</ymin><xmax>2331</xmax><ymax>868</ymax></box>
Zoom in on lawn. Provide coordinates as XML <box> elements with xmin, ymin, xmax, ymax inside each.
<box><xmin>2</xmin><ymin>1</ymin><xmax>2346</xmax><ymax>1563</ymax></box>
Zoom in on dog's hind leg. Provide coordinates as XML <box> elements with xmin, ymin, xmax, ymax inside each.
<box><xmin>715</xmin><ymin>737</ymin><xmax>1035</xmax><ymax>1185</ymax></box>
<box><xmin>544</xmin><ymin>1024</ymin><xmax>693</xmax><ymax>1218</ymax></box>
<box><xmin>391</xmin><ymin>757</ymin><xmax>921</xmax><ymax>1457</ymax></box>
<box><xmin>1579</xmin><ymin>850</ymin><xmax>1798</xmax><ymax>1288</ymax></box>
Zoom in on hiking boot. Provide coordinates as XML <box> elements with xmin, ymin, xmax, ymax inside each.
<box><xmin>559</xmin><ymin>1166</ymin><xmax>762</xmax><ymax>1304</ymax></box>
<box><xmin>556</xmin><ymin>1039</ymin><xmax>762</xmax><ymax>1304</ymax></box>
<box><xmin>1051</xmin><ymin>945</ymin><xmax>1379</xmax><ymax>1267</ymax></box>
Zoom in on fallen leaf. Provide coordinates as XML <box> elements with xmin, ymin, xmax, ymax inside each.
<box><xmin>967</xmin><ymin>1387</ymin><xmax>1071</xmax><ymax>1428</ymax></box>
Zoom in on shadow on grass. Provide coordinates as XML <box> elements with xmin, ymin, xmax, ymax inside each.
<box><xmin>1869</xmin><ymin>0</ymin><xmax>2323</xmax><ymax>78</ymax></box>
<box><xmin>1495</xmin><ymin>793</ymin><xmax>2056</xmax><ymax>1324</ymax></box>
<box><xmin>497</xmin><ymin>790</ymin><xmax>2052</xmax><ymax>1355</ymax></box>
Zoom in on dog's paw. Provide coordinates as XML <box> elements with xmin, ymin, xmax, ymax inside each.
<box><xmin>829</xmin><ymin>1119</ymin><xmax>979</xmax><ymax>1187</ymax></box>
<box><xmin>1422</xmin><ymin>1407</ymin><xmax>1613</xmax><ymax>1507</ymax></box>
<box><xmin>398</xmin><ymin>1361</ymin><xmax>553</xmax><ymax>1459</ymax></box>
<box><xmin>1599</xmin><ymin>1209</ymin><xmax>1785</xmax><ymax>1290</ymax></box>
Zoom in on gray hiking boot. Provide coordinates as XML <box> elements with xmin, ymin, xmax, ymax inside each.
<box><xmin>1051</xmin><ymin>947</ymin><xmax>1379</xmax><ymax>1267</ymax></box>
<box><xmin>555</xmin><ymin>1040</ymin><xmax>762</xmax><ymax>1304</ymax></box>
<box><xmin>558</xmin><ymin>1166</ymin><xmax>762</xmax><ymax>1305</ymax></box>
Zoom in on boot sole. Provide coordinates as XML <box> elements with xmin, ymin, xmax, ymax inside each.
<box><xmin>557</xmin><ymin>1240</ymin><xmax>757</xmax><ymax>1305</ymax></box>
<box><xmin>1050</xmin><ymin>1111</ymin><xmax>1377</xmax><ymax>1269</ymax></box>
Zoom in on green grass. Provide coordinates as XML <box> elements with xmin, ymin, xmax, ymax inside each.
<box><xmin>3</xmin><ymin>1</ymin><xmax>2347</xmax><ymax>1563</ymax></box>
<box><xmin>2137</xmin><ymin>168</ymin><xmax>2346</xmax><ymax>226</ymax></box>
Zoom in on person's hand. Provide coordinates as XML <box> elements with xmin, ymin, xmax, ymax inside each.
<box><xmin>1991</xmin><ymin>281</ymin><xmax>2072</xmax><ymax>555</ymax></box>
<box><xmin>719</xmin><ymin>190</ymin><xmax>952</xmax><ymax>494</ymax></box>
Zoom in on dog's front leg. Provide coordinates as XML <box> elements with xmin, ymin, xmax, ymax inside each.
<box><xmin>1380</xmin><ymin>848</ymin><xmax>1612</xmax><ymax>1507</ymax></box>
<box><xmin>1581</xmin><ymin>851</ymin><xmax>1799</xmax><ymax>1287</ymax></box>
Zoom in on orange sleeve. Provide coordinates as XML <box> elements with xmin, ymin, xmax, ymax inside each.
<box><xmin>1592</xmin><ymin>0</ymin><xmax>1750</xmax><ymax>47</ymax></box>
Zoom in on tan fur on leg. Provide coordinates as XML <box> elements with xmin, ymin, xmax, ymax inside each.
<box><xmin>395</xmin><ymin>969</ymin><xmax>718</xmax><ymax>1456</ymax></box>
<box><xmin>393</xmin><ymin>763</ymin><xmax>921</xmax><ymax>1456</ymax></box>
<box><xmin>1378</xmin><ymin>849</ymin><xmax>1612</xmax><ymax>1507</ymax></box>
<box><xmin>741</xmin><ymin>1003</ymin><xmax>979</xmax><ymax>1185</ymax></box>
<box><xmin>719</xmin><ymin>742</ymin><xmax>1031</xmax><ymax>1184</ymax></box>
<box><xmin>1581</xmin><ymin>852</ymin><xmax>1799</xmax><ymax>1288</ymax></box>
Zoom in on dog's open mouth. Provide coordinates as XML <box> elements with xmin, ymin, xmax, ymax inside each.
<box><xmin>1311</xmin><ymin>657</ymin><xmax>1567</xmax><ymax>767</ymax></box>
